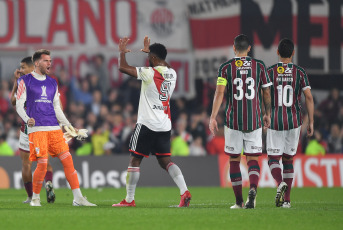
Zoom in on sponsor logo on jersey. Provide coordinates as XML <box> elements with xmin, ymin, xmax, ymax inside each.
<box><xmin>225</xmin><ymin>146</ymin><xmax>234</xmax><ymax>151</ymax></box>
<box><xmin>251</xmin><ymin>146</ymin><xmax>262</xmax><ymax>151</ymax></box>
<box><xmin>153</xmin><ymin>105</ymin><xmax>168</xmax><ymax>110</ymax></box>
<box><xmin>267</xmin><ymin>148</ymin><xmax>280</xmax><ymax>153</ymax></box>
<box><xmin>277</xmin><ymin>66</ymin><xmax>285</xmax><ymax>74</ymax></box>
<box><xmin>235</xmin><ymin>60</ymin><xmax>243</xmax><ymax>67</ymax></box>
<box><xmin>41</xmin><ymin>85</ymin><xmax>47</xmax><ymax>97</ymax></box>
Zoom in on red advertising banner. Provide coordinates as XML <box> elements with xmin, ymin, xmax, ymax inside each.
<box><xmin>219</xmin><ymin>155</ymin><xmax>343</xmax><ymax>188</ymax></box>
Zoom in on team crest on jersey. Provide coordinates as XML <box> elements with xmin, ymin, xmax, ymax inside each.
<box><xmin>41</xmin><ymin>86</ymin><xmax>47</xmax><ymax>97</ymax></box>
<box><xmin>235</xmin><ymin>60</ymin><xmax>243</xmax><ymax>67</ymax></box>
<box><xmin>277</xmin><ymin>66</ymin><xmax>285</xmax><ymax>74</ymax></box>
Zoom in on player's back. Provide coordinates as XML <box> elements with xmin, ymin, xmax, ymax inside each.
<box><xmin>218</xmin><ymin>56</ymin><xmax>271</xmax><ymax>131</ymax></box>
<box><xmin>136</xmin><ymin>66</ymin><xmax>176</xmax><ymax>132</ymax></box>
<box><xmin>267</xmin><ymin>62</ymin><xmax>311</xmax><ymax>130</ymax></box>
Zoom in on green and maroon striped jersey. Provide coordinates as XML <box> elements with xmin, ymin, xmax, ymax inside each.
<box><xmin>267</xmin><ymin>62</ymin><xmax>311</xmax><ymax>130</ymax></box>
<box><xmin>218</xmin><ymin>56</ymin><xmax>272</xmax><ymax>131</ymax></box>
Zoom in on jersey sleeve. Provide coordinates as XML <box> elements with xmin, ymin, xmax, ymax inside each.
<box><xmin>260</xmin><ymin>62</ymin><xmax>272</xmax><ymax>88</ymax></box>
<box><xmin>300</xmin><ymin>68</ymin><xmax>311</xmax><ymax>91</ymax></box>
<box><xmin>216</xmin><ymin>63</ymin><xmax>229</xmax><ymax>86</ymax></box>
<box><xmin>16</xmin><ymin>79</ymin><xmax>30</xmax><ymax>123</ymax></box>
<box><xmin>136</xmin><ymin>67</ymin><xmax>154</xmax><ymax>82</ymax></box>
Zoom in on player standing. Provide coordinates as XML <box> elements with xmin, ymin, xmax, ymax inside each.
<box><xmin>112</xmin><ymin>36</ymin><xmax>191</xmax><ymax>207</ymax></box>
<box><xmin>267</xmin><ymin>38</ymin><xmax>314</xmax><ymax>208</ymax></box>
<box><xmin>16</xmin><ymin>49</ymin><xmax>95</xmax><ymax>207</ymax></box>
<box><xmin>10</xmin><ymin>57</ymin><xmax>55</xmax><ymax>204</ymax></box>
<box><xmin>209</xmin><ymin>34</ymin><xmax>272</xmax><ymax>209</ymax></box>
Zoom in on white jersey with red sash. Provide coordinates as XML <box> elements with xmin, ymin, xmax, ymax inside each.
<box><xmin>135</xmin><ymin>66</ymin><xmax>176</xmax><ymax>132</ymax></box>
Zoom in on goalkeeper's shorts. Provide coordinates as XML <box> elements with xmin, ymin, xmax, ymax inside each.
<box><xmin>29</xmin><ymin>130</ymin><xmax>69</xmax><ymax>161</ymax></box>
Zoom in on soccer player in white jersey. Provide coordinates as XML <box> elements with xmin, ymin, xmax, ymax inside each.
<box><xmin>112</xmin><ymin>36</ymin><xmax>191</xmax><ymax>207</ymax></box>
<box><xmin>10</xmin><ymin>57</ymin><xmax>55</xmax><ymax>204</ymax></box>
<box><xmin>267</xmin><ymin>38</ymin><xmax>314</xmax><ymax>208</ymax></box>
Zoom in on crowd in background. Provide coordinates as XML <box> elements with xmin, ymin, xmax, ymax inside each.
<box><xmin>0</xmin><ymin>55</ymin><xmax>342</xmax><ymax>156</ymax></box>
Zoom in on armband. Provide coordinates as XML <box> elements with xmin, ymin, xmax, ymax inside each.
<box><xmin>217</xmin><ymin>77</ymin><xmax>227</xmax><ymax>86</ymax></box>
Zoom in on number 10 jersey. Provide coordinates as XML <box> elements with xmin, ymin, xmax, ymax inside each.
<box><xmin>218</xmin><ymin>56</ymin><xmax>272</xmax><ymax>131</ymax></box>
<box><xmin>267</xmin><ymin>62</ymin><xmax>311</xmax><ymax>131</ymax></box>
<box><xmin>135</xmin><ymin>66</ymin><xmax>176</xmax><ymax>132</ymax></box>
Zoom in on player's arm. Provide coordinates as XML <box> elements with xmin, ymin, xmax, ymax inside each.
<box><xmin>10</xmin><ymin>69</ymin><xmax>21</xmax><ymax>106</ymax></box>
<box><xmin>303</xmin><ymin>88</ymin><xmax>314</xmax><ymax>137</ymax></box>
<box><xmin>16</xmin><ymin>79</ymin><xmax>35</xmax><ymax>127</ymax></box>
<box><xmin>118</xmin><ymin>37</ymin><xmax>138</xmax><ymax>78</ymax></box>
<box><xmin>53</xmin><ymin>87</ymin><xmax>70</xmax><ymax>127</ymax></box>
<box><xmin>262</xmin><ymin>86</ymin><xmax>271</xmax><ymax>128</ymax></box>
<box><xmin>209</xmin><ymin>77</ymin><xmax>226</xmax><ymax>136</ymax></box>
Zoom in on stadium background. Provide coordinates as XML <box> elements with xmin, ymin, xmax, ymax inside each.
<box><xmin>0</xmin><ymin>0</ymin><xmax>342</xmax><ymax>189</ymax></box>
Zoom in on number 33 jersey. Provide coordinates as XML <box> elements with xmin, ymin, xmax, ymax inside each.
<box><xmin>217</xmin><ymin>56</ymin><xmax>272</xmax><ymax>131</ymax></box>
<box><xmin>135</xmin><ymin>66</ymin><xmax>177</xmax><ymax>132</ymax></box>
<box><xmin>267</xmin><ymin>62</ymin><xmax>311</xmax><ymax>131</ymax></box>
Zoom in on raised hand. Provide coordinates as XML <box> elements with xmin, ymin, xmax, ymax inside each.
<box><xmin>118</xmin><ymin>37</ymin><xmax>131</xmax><ymax>53</ymax></box>
<box><xmin>14</xmin><ymin>69</ymin><xmax>21</xmax><ymax>80</ymax></box>
<box><xmin>141</xmin><ymin>36</ymin><xmax>150</xmax><ymax>53</ymax></box>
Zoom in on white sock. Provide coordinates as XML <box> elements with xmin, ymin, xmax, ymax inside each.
<box><xmin>32</xmin><ymin>192</ymin><xmax>40</xmax><ymax>199</ymax></box>
<box><xmin>125</xmin><ymin>167</ymin><xmax>140</xmax><ymax>203</ymax></box>
<box><xmin>167</xmin><ymin>163</ymin><xmax>188</xmax><ymax>195</ymax></box>
<box><xmin>72</xmin><ymin>188</ymin><xmax>83</xmax><ymax>200</ymax></box>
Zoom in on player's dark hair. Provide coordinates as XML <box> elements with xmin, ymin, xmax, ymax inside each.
<box><xmin>21</xmin><ymin>56</ymin><xmax>33</xmax><ymax>66</ymax></box>
<box><xmin>234</xmin><ymin>34</ymin><xmax>250</xmax><ymax>52</ymax></box>
<box><xmin>149</xmin><ymin>43</ymin><xmax>167</xmax><ymax>60</ymax></box>
<box><xmin>32</xmin><ymin>49</ymin><xmax>50</xmax><ymax>63</ymax></box>
<box><xmin>278</xmin><ymin>38</ymin><xmax>294</xmax><ymax>58</ymax></box>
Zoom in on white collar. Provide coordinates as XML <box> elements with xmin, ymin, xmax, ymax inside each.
<box><xmin>31</xmin><ymin>71</ymin><xmax>46</xmax><ymax>81</ymax></box>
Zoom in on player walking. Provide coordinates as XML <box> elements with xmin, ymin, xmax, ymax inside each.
<box><xmin>10</xmin><ymin>57</ymin><xmax>55</xmax><ymax>204</ymax></box>
<box><xmin>16</xmin><ymin>49</ymin><xmax>95</xmax><ymax>207</ymax></box>
<box><xmin>267</xmin><ymin>38</ymin><xmax>314</xmax><ymax>208</ymax></box>
<box><xmin>209</xmin><ymin>34</ymin><xmax>272</xmax><ymax>209</ymax></box>
<box><xmin>112</xmin><ymin>36</ymin><xmax>191</xmax><ymax>207</ymax></box>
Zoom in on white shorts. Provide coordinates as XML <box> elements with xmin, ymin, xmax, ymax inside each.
<box><xmin>266</xmin><ymin>127</ymin><xmax>301</xmax><ymax>156</ymax></box>
<box><xmin>19</xmin><ymin>131</ymin><xmax>30</xmax><ymax>152</ymax></box>
<box><xmin>224</xmin><ymin>127</ymin><xmax>262</xmax><ymax>156</ymax></box>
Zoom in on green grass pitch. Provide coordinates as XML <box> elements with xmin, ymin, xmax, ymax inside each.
<box><xmin>0</xmin><ymin>187</ymin><xmax>342</xmax><ymax>230</ymax></box>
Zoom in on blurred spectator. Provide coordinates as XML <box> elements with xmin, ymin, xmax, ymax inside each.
<box><xmin>0</xmin><ymin>88</ymin><xmax>9</xmax><ymax>115</ymax></box>
<box><xmin>88</xmin><ymin>73</ymin><xmax>101</xmax><ymax>92</ymax></box>
<box><xmin>0</xmin><ymin>134</ymin><xmax>14</xmax><ymax>156</ymax></box>
<box><xmin>305</xmin><ymin>130</ymin><xmax>326</xmax><ymax>156</ymax></box>
<box><xmin>317</xmin><ymin>88</ymin><xmax>342</xmax><ymax>126</ymax></box>
<box><xmin>75</xmin><ymin>141</ymin><xmax>92</xmax><ymax>156</ymax></box>
<box><xmin>91</xmin><ymin>90</ymin><xmax>102</xmax><ymax>116</ymax></box>
<box><xmin>91</xmin><ymin>122</ymin><xmax>111</xmax><ymax>156</ymax></box>
<box><xmin>92</xmin><ymin>54</ymin><xmax>109</xmax><ymax>99</ymax></box>
<box><xmin>327</xmin><ymin>124</ymin><xmax>343</xmax><ymax>153</ymax></box>
<box><xmin>189</xmin><ymin>109</ymin><xmax>207</xmax><ymax>148</ymax></box>
<box><xmin>56</xmin><ymin>68</ymin><xmax>70</xmax><ymax>109</ymax></box>
<box><xmin>171</xmin><ymin>131</ymin><xmax>189</xmax><ymax>156</ymax></box>
<box><xmin>176</xmin><ymin>114</ymin><xmax>193</xmax><ymax>144</ymax></box>
<box><xmin>189</xmin><ymin>136</ymin><xmax>207</xmax><ymax>156</ymax></box>
<box><xmin>207</xmin><ymin>126</ymin><xmax>225</xmax><ymax>155</ymax></box>
<box><xmin>70</xmin><ymin>77</ymin><xmax>92</xmax><ymax>106</ymax></box>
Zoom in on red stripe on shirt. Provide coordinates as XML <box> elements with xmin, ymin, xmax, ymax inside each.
<box><xmin>17</xmin><ymin>79</ymin><xmax>25</xmax><ymax>100</ymax></box>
